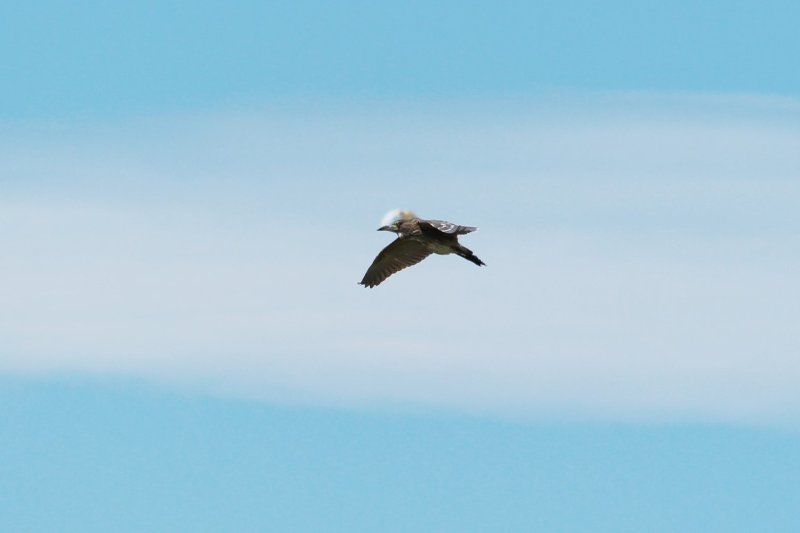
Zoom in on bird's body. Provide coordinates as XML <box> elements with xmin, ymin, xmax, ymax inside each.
<box><xmin>359</xmin><ymin>217</ymin><xmax>485</xmax><ymax>288</ymax></box>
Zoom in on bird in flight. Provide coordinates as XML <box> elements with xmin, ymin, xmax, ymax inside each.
<box><xmin>359</xmin><ymin>212</ymin><xmax>485</xmax><ymax>288</ymax></box>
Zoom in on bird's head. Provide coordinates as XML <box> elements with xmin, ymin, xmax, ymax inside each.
<box><xmin>378</xmin><ymin>209</ymin><xmax>417</xmax><ymax>235</ymax></box>
<box><xmin>378</xmin><ymin>208</ymin><xmax>416</xmax><ymax>234</ymax></box>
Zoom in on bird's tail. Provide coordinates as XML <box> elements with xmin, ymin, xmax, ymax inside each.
<box><xmin>455</xmin><ymin>245</ymin><xmax>485</xmax><ymax>266</ymax></box>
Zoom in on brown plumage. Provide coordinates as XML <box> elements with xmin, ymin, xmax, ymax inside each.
<box><xmin>359</xmin><ymin>217</ymin><xmax>485</xmax><ymax>288</ymax></box>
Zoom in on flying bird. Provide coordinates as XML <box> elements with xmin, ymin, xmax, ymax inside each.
<box><xmin>359</xmin><ymin>213</ymin><xmax>485</xmax><ymax>288</ymax></box>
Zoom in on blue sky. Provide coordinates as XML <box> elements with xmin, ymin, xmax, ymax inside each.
<box><xmin>3</xmin><ymin>0</ymin><xmax>799</xmax><ymax>118</ymax></box>
<box><xmin>2</xmin><ymin>1</ymin><xmax>800</xmax><ymax>531</ymax></box>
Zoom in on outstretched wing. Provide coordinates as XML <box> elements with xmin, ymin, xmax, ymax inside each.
<box><xmin>420</xmin><ymin>219</ymin><xmax>477</xmax><ymax>235</ymax></box>
<box><xmin>360</xmin><ymin>238</ymin><xmax>433</xmax><ymax>288</ymax></box>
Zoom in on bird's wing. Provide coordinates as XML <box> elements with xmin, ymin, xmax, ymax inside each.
<box><xmin>360</xmin><ymin>238</ymin><xmax>433</xmax><ymax>287</ymax></box>
<box><xmin>420</xmin><ymin>219</ymin><xmax>477</xmax><ymax>235</ymax></box>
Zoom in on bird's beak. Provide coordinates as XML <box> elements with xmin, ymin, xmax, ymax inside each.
<box><xmin>377</xmin><ymin>225</ymin><xmax>391</xmax><ymax>232</ymax></box>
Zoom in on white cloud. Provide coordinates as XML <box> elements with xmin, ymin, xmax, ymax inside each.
<box><xmin>1</xmin><ymin>93</ymin><xmax>799</xmax><ymax>425</ymax></box>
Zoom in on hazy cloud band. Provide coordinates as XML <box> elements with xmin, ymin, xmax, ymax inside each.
<box><xmin>2</xmin><ymin>93</ymin><xmax>799</xmax><ymax>425</ymax></box>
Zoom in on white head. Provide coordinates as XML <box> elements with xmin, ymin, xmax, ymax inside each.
<box><xmin>379</xmin><ymin>208</ymin><xmax>417</xmax><ymax>228</ymax></box>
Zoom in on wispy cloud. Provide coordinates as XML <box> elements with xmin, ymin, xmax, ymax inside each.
<box><xmin>2</xmin><ymin>93</ymin><xmax>799</xmax><ymax>425</ymax></box>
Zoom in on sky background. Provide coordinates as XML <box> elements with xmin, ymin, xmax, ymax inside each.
<box><xmin>2</xmin><ymin>1</ymin><xmax>800</xmax><ymax>531</ymax></box>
